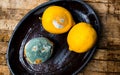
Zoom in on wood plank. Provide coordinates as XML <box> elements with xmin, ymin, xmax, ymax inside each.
<box><xmin>87</xmin><ymin>2</ymin><xmax>108</xmax><ymax>14</ymax></box>
<box><xmin>77</xmin><ymin>73</ymin><xmax>84</xmax><ymax>75</ymax></box>
<box><xmin>85</xmin><ymin>60</ymin><xmax>107</xmax><ymax>72</ymax></box>
<box><xmin>0</xmin><ymin>30</ymin><xmax>12</xmax><ymax>42</ymax></box>
<box><xmin>0</xmin><ymin>8</ymin><xmax>30</xmax><ymax>20</ymax></box>
<box><xmin>0</xmin><ymin>20</ymin><xmax>18</xmax><ymax>30</ymax></box>
<box><xmin>0</xmin><ymin>0</ymin><xmax>48</xmax><ymax>9</ymax></box>
<box><xmin>83</xmin><ymin>71</ymin><xmax>107</xmax><ymax>75</ymax></box>
<box><xmin>0</xmin><ymin>0</ymin><xmax>10</xmax><ymax>9</ymax></box>
<box><xmin>0</xmin><ymin>0</ymin><xmax>109</xmax><ymax>14</ymax></box>
<box><xmin>108</xmin><ymin>3</ymin><xmax>114</xmax><ymax>14</ymax></box>
<box><xmin>84</xmin><ymin>0</ymin><xmax>108</xmax><ymax>3</ymax></box>
<box><xmin>85</xmin><ymin>60</ymin><xmax>120</xmax><ymax>72</ymax></box>
<box><xmin>85</xmin><ymin>0</ymin><xmax>120</xmax><ymax>3</ymax></box>
<box><xmin>106</xmin><ymin>14</ymin><xmax>120</xmax><ymax>49</ymax></box>
<box><xmin>94</xmin><ymin>49</ymin><xmax>120</xmax><ymax>61</ymax></box>
<box><xmin>97</xmin><ymin>14</ymin><xmax>107</xmax><ymax>49</ymax></box>
<box><xmin>82</xmin><ymin>71</ymin><xmax>120</xmax><ymax>75</ymax></box>
<box><xmin>0</xmin><ymin>65</ymin><xmax>10</xmax><ymax>75</ymax></box>
<box><xmin>107</xmin><ymin>14</ymin><xmax>120</xmax><ymax>25</ymax></box>
<box><xmin>0</xmin><ymin>42</ymin><xmax>8</xmax><ymax>54</ymax></box>
<box><xmin>108</xmin><ymin>0</ymin><xmax>120</xmax><ymax>3</ymax></box>
<box><xmin>98</xmin><ymin>14</ymin><xmax>120</xmax><ymax>49</ymax></box>
<box><xmin>108</xmin><ymin>2</ymin><xmax>120</xmax><ymax>14</ymax></box>
<box><xmin>0</xmin><ymin>54</ymin><xmax>6</xmax><ymax>65</ymax></box>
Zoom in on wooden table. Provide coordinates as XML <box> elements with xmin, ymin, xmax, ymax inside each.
<box><xmin>0</xmin><ymin>0</ymin><xmax>120</xmax><ymax>75</ymax></box>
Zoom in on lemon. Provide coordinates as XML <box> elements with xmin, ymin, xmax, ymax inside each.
<box><xmin>67</xmin><ymin>22</ymin><xmax>97</xmax><ymax>53</ymax></box>
<box><xmin>42</xmin><ymin>6</ymin><xmax>74</xmax><ymax>34</ymax></box>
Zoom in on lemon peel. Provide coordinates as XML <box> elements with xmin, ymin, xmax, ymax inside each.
<box><xmin>67</xmin><ymin>22</ymin><xmax>97</xmax><ymax>53</ymax></box>
<box><xmin>42</xmin><ymin>6</ymin><xmax>74</xmax><ymax>34</ymax></box>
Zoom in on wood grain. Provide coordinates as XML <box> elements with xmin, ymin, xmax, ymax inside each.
<box><xmin>87</xmin><ymin>2</ymin><xmax>108</xmax><ymax>14</ymax></box>
<box><xmin>0</xmin><ymin>30</ymin><xmax>12</xmax><ymax>42</ymax></box>
<box><xmin>0</xmin><ymin>0</ymin><xmax>120</xmax><ymax>75</ymax></box>
<box><xmin>0</xmin><ymin>0</ymin><xmax>48</xmax><ymax>9</ymax></box>
<box><xmin>0</xmin><ymin>42</ymin><xmax>8</xmax><ymax>54</ymax></box>
<box><xmin>0</xmin><ymin>65</ymin><xmax>10</xmax><ymax>75</ymax></box>
<box><xmin>0</xmin><ymin>8</ymin><xmax>30</xmax><ymax>20</ymax></box>
<box><xmin>0</xmin><ymin>54</ymin><xmax>6</xmax><ymax>65</ymax></box>
<box><xmin>84</xmin><ymin>60</ymin><xmax>120</xmax><ymax>72</ymax></box>
<box><xmin>93</xmin><ymin>49</ymin><xmax>120</xmax><ymax>61</ymax></box>
<box><xmin>80</xmin><ymin>71</ymin><xmax>120</xmax><ymax>75</ymax></box>
<box><xmin>0</xmin><ymin>20</ymin><xmax>18</xmax><ymax>30</ymax></box>
<box><xmin>84</xmin><ymin>0</ymin><xmax>108</xmax><ymax>3</ymax></box>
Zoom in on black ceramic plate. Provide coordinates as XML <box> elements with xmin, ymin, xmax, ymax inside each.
<box><xmin>7</xmin><ymin>0</ymin><xmax>100</xmax><ymax>75</ymax></box>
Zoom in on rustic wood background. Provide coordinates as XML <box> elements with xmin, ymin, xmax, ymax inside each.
<box><xmin>0</xmin><ymin>0</ymin><xmax>120</xmax><ymax>75</ymax></box>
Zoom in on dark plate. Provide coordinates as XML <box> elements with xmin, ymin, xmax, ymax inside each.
<box><xmin>7</xmin><ymin>0</ymin><xmax>100</xmax><ymax>75</ymax></box>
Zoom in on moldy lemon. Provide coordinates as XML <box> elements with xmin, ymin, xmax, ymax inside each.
<box><xmin>67</xmin><ymin>22</ymin><xmax>97</xmax><ymax>53</ymax></box>
<box><xmin>42</xmin><ymin>6</ymin><xmax>74</xmax><ymax>34</ymax></box>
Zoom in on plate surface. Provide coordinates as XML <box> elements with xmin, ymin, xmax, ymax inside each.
<box><xmin>7</xmin><ymin>0</ymin><xmax>100</xmax><ymax>75</ymax></box>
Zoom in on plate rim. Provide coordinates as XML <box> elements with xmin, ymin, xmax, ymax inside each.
<box><xmin>6</xmin><ymin>0</ymin><xmax>101</xmax><ymax>75</ymax></box>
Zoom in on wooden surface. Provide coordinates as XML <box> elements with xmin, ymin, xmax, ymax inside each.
<box><xmin>0</xmin><ymin>0</ymin><xmax>120</xmax><ymax>75</ymax></box>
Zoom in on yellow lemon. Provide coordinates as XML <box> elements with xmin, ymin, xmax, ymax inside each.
<box><xmin>42</xmin><ymin>6</ymin><xmax>74</xmax><ymax>34</ymax></box>
<box><xmin>67</xmin><ymin>22</ymin><xmax>97</xmax><ymax>53</ymax></box>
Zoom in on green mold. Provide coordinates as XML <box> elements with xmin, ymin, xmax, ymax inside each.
<box><xmin>24</xmin><ymin>37</ymin><xmax>53</xmax><ymax>64</ymax></box>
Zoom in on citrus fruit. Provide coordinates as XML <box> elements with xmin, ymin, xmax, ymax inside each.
<box><xmin>42</xmin><ymin>6</ymin><xmax>74</xmax><ymax>34</ymax></box>
<box><xmin>67</xmin><ymin>22</ymin><xmax>97</xmax><ymax>53</ymax></box>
